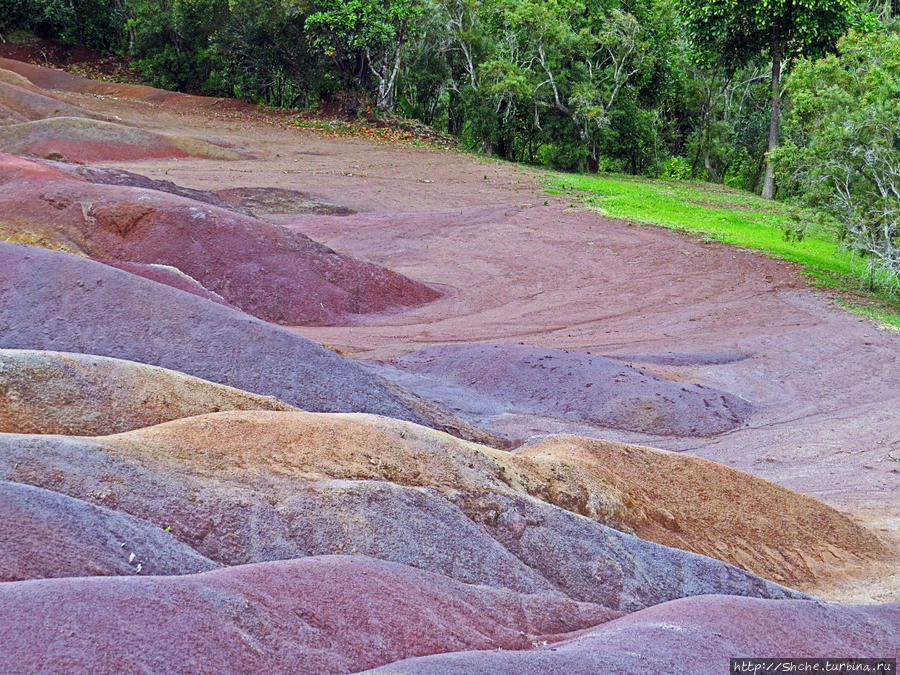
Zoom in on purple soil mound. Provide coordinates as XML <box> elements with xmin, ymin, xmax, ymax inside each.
<box><xmin>0</xmin><ymin>481</ymin><xmax>217</xmax><ymax>581</ymax></box>
<box><xmin>0</xmin><ymin>427</ymin><xmax>804</xmax><ymax>611</ymax></box>
<box><xmin>0</xmin><ymin>154</ymin><xmax>441</xmax><ymax>324</ymax></box>
<box><xmin>0</xmin><ymin>242</ymin><xmax>429</xmax><ymax>422</ymax></box>
<box><xmin>366</xmin><ymin>595</ymin><xmax>900</xmax><ymax>674</ymax></box>
<box><xmin>0</xmin><ymin>556</ymin><xmax>617</xmax><ymax>674</ymax></box>
<box><xmin>0</xmin><ymin>117</ymin><xmax>247</xmax><ymax>161</ymax></box>
<box><xmin>373</xmin><ymin>343</ymin><xmax>752</xmax><ymax>436</ymax></box>
<box><xmin>59</xmin><ymin>163</ymin><xmax>242</xmax><ymax>212</ymax></box>
<box><xmin>99</xmin><ymin>261</ymin><xmax>234</xmax><ymax>307</ymax></box>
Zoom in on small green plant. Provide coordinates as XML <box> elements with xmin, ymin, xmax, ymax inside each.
<box><xmin>660</xmin><ymin>156</ymin><xmax>691</xmax><ymax>181</ymax></box>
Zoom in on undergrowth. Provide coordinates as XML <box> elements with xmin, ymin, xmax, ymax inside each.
<box><xmin>289</xmin><ymin>110</ymin><xmax>459</xmax><ymax>149</ymax></box>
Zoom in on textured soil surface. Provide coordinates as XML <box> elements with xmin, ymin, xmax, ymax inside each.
<box><xmin>0</xmin><ymin>242</ymin><xmax>430</xmax><ymax>423</ymax></box>
<box><xmin>0</xmin><ymin>54</ymin><xmax>897</xmax><ymax>672</ymax></box>
<box><xmin>0</xmin><ymin>153</ymin><xmax>440</xmax><ymax>324</ymax></box>
<box><xmin>0</xmin><ymin>555</ymin><xmax>618</xmax><ymax>675</ymax></box>
<box><xmin>0</xmin><ymin>481</ymin><xmax>218</xmax><ymax>581</ymax></box>
<box><xmin>0</xmin><ymin>413</ymin><xmax>808</xmax><ymax>610</ymax></box>
<box><xmin>0</xmin><ymin>349</ymin><xmax>295</xmax><ymax>435</ymax></box>
<box><xmin>364</xmin><ymin>596</ymin><xmax>900</xmax><ymax>674</ymax></box>
<box><xmin>102</xmin><ymin>411</ymin><xmax>890</xmax><ymax>591</ymax></box>
<box><xmin>368</xmin><ymin>343</ymin><xmax>754</xmax><ymax>437</ymax></box>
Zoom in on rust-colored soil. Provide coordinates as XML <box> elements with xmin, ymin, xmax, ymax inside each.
<box><xmin>0</xmin><ymin>153</ymin><xmax>441</xmax><ymax>324</ymax></box>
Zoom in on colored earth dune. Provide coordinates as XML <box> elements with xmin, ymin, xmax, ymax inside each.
<box><xmin>0</xmin><ymin>54</ymin><xmax>897</xmax><ymax>673</ymax></box>
<box><xmin>0</xmin><ymin>154</ymin><xmax>440</xmax><ymax>324</ymax></box>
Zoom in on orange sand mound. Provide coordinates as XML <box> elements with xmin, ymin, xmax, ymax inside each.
<box><xmin>104</xmin><ymin>410</ymin><xmax>893</xmax><ymax>591</ymax></box>
<box><xmin>0</xmin><ymin>349</ymin><xmax>295</xmax><ymax>436</ymax></box>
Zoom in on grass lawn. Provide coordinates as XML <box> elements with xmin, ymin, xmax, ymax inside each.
<box><xmin>544</xmin><ymin>172</ymin><xmax>900</xmax><ymax>328</ymax></box>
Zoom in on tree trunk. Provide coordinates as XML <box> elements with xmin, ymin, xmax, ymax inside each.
<box><xmin>762</xmin><ymin>38</ymin><xmax>782</xmax><ymax>200</ymax></box>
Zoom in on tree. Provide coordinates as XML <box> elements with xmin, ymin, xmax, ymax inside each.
<box><xmin>677</xmin><ymin>0</ymin><xmax>861</xmax><ymax>198</ymax></box>
<box><xmin>211</xmin><ymin>0</ymin><xmax>317</xmax><ymax>107</ymax></box>
<box><xmin>774</xmin><ymin>30</ymin><xmax>899</xmax><ymax>292</ymax></box>
<box><xmin>305</xmin><ymin>0</ymin><xmax>425</xmax><ymax>110</ymax></box>
<box><xmin>477</xmin><ymin>0</ymin><xmax>655</xmax><ymax>171</ymax></box>
<box><xmin>125</xmin><ymin>0</ymin><xmax>229</xmax><ymax>91</ymax></box>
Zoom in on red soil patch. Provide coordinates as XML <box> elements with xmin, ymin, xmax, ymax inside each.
<box><xmin>0</xmin><ymin>154</ymin><xmax>441</xmax><ymax>324</ymax></box>
<box><xmin>99</xmin><ymin>260</ymin><xmax>234</xmax><ymax>307</ymax></box>
<box><xmin>0</xmin><ymin>555</ymin><xmax>617</xmax><ymax>673</ymax></box>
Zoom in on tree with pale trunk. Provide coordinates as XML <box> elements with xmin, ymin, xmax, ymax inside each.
<box><xmin>676</xmin><ymin>0</ymin><xmax>861</xmax><ymax>198</ymax></box>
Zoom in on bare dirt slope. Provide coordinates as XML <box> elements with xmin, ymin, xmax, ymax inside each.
<box><xmin>3</xmin><ymin>57</ymin><xmax>898</xmax><ymax>601</ymax></box>
<box><xmin>70</xmin><ymin>86</ymin><xmax>898</xmax><ymax>536</ymax></box>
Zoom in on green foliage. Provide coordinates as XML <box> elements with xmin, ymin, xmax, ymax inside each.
<box><xmin>306</xmin><ymin>0</ymin><xmax>417</xmax><ymax>56</ymax></box>
<box><xmin>676</xmin><ymin>0</ymin><xmax>864</xmax><ymax>198</ymax></box>
<box><xmin>660</xmin><ymin>155</ymin><xmax>691</xmax><ymax>180</ymax></box>
<box><xmin>305</xmin><ymin>0</ymin><xmax>426</xmax><ymax>108</ymax></box>
<box><xmin>6</xmin><ymin>0</ymin><xmax>890</xmax><ymax>212</ymax></box>
<box><xmin>2</xmin><ymin>0</ymin><xmax>126</xmax><ymax>50</ymax></box>
<box><xmin>775</xmin><ymin>30</ymin><xmax>900</xmax><ymax>293</ymax></box>
<box><xmin>0</xmin><ymin>0</ymin><xmax>32</xmax><ymax>35</ymax></box>
<box><xmin>210</xmin><ymin>0</ymin><xmax>317</xmax><ymax>107</ymax></box>
<box><xmin>724</xmin><ymin>152</ymin><xmax>761</xmax><ymax>191</ymax></box>
<box><xmin>125</xmin><ymin>0</ymin><xmax>229</xmax><ymax>91</ymax></box>
<box><xmin>677</xmin><ymin>0</ymin><xmax>861</xmax><ymax>69</ymax></box>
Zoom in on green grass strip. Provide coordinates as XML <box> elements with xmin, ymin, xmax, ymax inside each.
<box><xmin>544</xmin><ymin>172</ymin><xmax>900</xmax><ymax>328</ymax></box>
